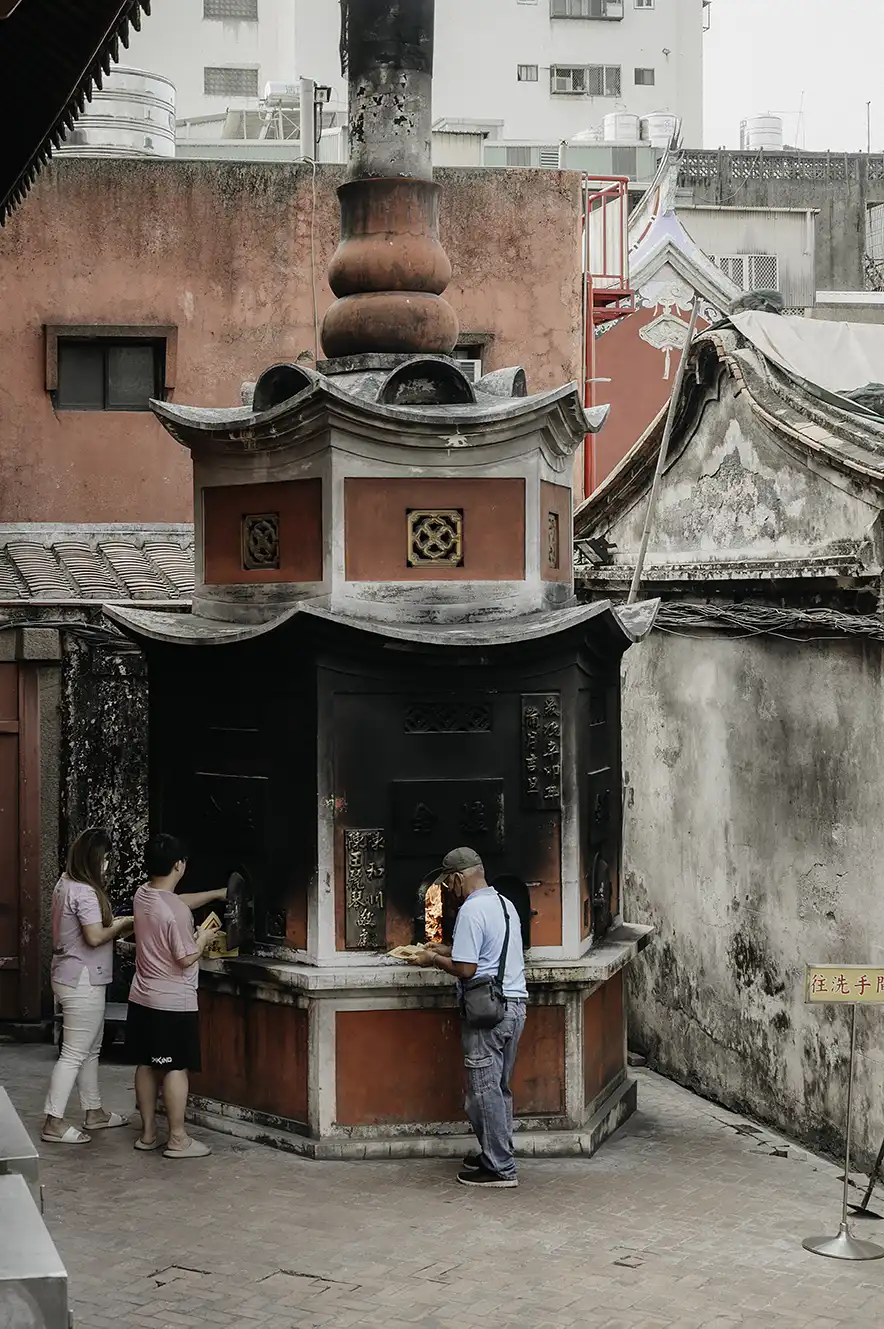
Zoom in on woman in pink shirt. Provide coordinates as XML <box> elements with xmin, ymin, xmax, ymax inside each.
<box><xmin>42</xmin><ymin>828</ymin><xmax>134</xmax><ymax>1144</ymax></box>
<box><xmin>126</xmin><ymin>833</ymin><xmax>227</xmax><ymax>1158</ymax></box>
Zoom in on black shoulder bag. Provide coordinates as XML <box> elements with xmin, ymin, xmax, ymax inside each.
<box><xmin>460</xmin><ymin>892</ymin><xmax>510</xmax><ymax>1030</ymax></box>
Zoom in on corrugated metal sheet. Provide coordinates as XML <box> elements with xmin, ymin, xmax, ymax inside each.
<box><xmin>0</xmin><ymin>1</ymin><xmax>152</xmax><ymax>224</ymax></box>
<box><xmin>679</xmin><ymin>206</ymin><xmax>817</xmax><ymax>308</ymax></box>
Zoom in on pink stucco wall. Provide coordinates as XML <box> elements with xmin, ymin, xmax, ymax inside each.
<box><xmin>0</xmin><ymin>159</ymin><xmax>583</xmax><ymax>523</ymax></box>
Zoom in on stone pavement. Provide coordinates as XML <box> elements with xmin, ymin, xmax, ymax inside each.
<box><xmin>3</xmin><ymin>1042</ymin><xmax>884</xmax><ymax>1329</ymax></box>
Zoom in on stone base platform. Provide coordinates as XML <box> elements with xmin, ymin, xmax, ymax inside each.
<box><xmin>186</xmin><ymin>1075</ymin><xmax>637</xmax><ymax>1161</ymax></box>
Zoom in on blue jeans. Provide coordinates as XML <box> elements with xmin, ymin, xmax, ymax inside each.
<box><xmin>461</xmin><ymin>1000</ymin><xmax>527</xmax><ymax>1178</ymax></box>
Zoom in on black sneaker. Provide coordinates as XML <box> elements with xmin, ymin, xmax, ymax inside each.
<box><xmin>461</xmin><ymin>1152</ymin><xmax>482</xmax><ymax>1171</ymax></box>
<box><xmin>456</xmin><ymin>1166</ymin><xmax>518</xmax><ymax>1188</ymax></box>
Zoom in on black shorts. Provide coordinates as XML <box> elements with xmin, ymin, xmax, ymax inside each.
<box><xmin>125</xmin><ymin>1001</ymin><xmax>202</xmax><ymax>1073</ymax></box>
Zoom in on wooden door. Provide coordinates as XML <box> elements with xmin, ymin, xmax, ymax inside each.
<box><xmin>0</xmin><ymin>664</ymin><xmax>40</xmax><ymax>1021</ymax></box>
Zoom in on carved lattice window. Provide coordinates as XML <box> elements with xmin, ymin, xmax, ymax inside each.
<box><xmin>407</xmin><ymin>509</ymin><xmax>464</xmax><ymax>567</ymax></box>
<box><xmin>404</xmin><ymin>700</ymin><xmax>492</xmax><ymax>733</ymax></box>
<box><xmin>242</xmin><ymin>513</ymin><xmax>280</xmax><ymax>570</ymax></box>
<box><xmin>547</xmin><ymin>512</ymin><xmax>560</xmax><ymax>569</ymax></box>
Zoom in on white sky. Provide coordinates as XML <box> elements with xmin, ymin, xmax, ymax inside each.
<box><xmin>703</xmin><ymin>0</ymin><xmax>880</xmax><ymax>152</ymax></box>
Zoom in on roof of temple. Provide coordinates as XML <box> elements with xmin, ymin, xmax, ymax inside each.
<box><xmin>575</xmin><ymin>313</ymin><xmax>884</xmax><ymax>550</ymax></box>
<box><xmin>0</xmin><ymin>525</ymin><xmax>194</xmax><ymax>603</ymax></box>
<box><xmin>0</xmin><ymin>0</ymin><xmax>151</xmax><ymax>224</ymax></box>
<box><xmin>106</xmin><ymin>597</ymin><xmax>660</xmax><ymax>652</ymax></box>
<box><xmin>151</xmin><ymin>359</ymin><xmax>609</xmax><ymax>466</ymax></box>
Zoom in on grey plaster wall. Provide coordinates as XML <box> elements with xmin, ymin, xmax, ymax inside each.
<box><xmin>679</xmin><ymin>152</ymin><xmax>884</xmax><ymax>293</ymax></box>
<box><xmin>622</xmin><ymin>630</ymin><xmax>884</xmax><ymax>1164</ymax></box>
<box><xmin>602</xmin><ymin>382</ymin><xmax>879</xmax><ymax>566</ymax></box>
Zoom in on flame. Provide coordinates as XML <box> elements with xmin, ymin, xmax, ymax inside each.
<box><xmin>425</xmin><ymin>883</ymin><xmax>443</xmax><ymax>945</ymax></box>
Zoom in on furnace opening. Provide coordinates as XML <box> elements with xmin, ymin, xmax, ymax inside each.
<box><xmin>425</xmin><ymin>882</ymin><xmax>443</xmax><ymax>944</ymax></box>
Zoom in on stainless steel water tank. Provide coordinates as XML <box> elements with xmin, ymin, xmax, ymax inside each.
<box><xmin>57</xmin><ymin>67</ymin><xmax>176</xmax><ymax>159</ymax></box>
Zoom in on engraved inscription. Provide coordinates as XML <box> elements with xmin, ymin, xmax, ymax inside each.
<box><xmin>242</xmin><ymin>512</ymin><xmax>280</xmax><ymax>570</ymax></box>
<box><xmin>344</xmin><ymin>829</ymin><xmax>386</xmax><ymax>951</ymax></box>
<box><xmin>522</xmin><ymin>693</ymin><xmax>562</xmax><ymax>810</ymax></box>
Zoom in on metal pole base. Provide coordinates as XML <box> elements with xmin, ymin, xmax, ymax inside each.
<box><xmin>803</xmin><ymin>1222</ymin><xmax>884</xmax><ymax>1260</ymax></box>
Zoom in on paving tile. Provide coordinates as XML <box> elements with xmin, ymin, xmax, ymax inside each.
<box><xmin>5</xmin><ymin>1044</ymin><xmax>884</xmax><ymax>1329</ymax></box>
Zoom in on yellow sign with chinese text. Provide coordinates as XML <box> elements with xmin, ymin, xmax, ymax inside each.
<box><xmin>805</xmin><ymin>965</ymin><xmax>884</xmax><ymax>1004</ymax></box>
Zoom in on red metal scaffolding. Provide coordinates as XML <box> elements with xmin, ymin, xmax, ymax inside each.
<box><xmin>582</xmin><ymin>176</ymin><xmax>634</xmax><ymax>497</ymax></box>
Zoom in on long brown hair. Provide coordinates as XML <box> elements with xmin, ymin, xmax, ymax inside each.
<box><xmin>66</xmin><ymin>828</ymin><xmax>113</xmax><ymax>928</ymax></box>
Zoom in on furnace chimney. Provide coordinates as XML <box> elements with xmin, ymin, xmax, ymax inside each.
<box><xmin>320</xmin><ymin>0</ymin><xmax>459</xmax><ymax>360</ymax></box>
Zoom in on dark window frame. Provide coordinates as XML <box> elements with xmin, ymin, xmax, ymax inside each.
<box><xmin>634</xmin><ymin>67</ymin><xmax>656</xmax><ymax>86</ymax></box>
<box><xmin>45</xmin><ymin>324</ymin><xmax>177</xmax><ymax>413</ymax></box>
<box><xmin>203</xmin><ymin>65</ymin><xmax>260</xmax><ymax>97</ymax></box>
<box><xmin>203</xmin><ymin>0</ymin><xmax>259</xmax><ymax>19</ymax></box>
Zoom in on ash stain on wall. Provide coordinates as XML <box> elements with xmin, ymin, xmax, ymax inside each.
<box><xmin>61</xmin><ymin>636</ymin><xmax>148</xmax><ymax>911</ymax></box>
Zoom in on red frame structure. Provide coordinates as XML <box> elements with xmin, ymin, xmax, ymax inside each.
<box><xmin>582</xmin><ymin>176</ymin><xmax>634</xmax><ymax>496</ymax></box>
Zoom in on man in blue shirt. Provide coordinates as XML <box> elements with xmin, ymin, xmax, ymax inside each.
<box><xmin>415</xmin><ymin>846</ymin><xmax>528</xmax><ymax>1188</ymax></box>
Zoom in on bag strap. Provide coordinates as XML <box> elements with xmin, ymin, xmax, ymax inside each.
<box><xmin>495</xmin><ymin>892</ymin><xmax>510</xmax><ymax>988</ymax></box>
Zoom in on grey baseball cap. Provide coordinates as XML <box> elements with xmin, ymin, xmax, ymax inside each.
<box><xmin>432</xmin><ymin>847</ymin><xmax>483</xmax><ymax>882</ymax></box>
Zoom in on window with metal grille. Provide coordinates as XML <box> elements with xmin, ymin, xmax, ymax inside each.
<box><xmin>204</xmin><ymin>66</ymin><xmax>259</xmax><ymax>97</ymax></box>
<box><xmin>551</xmin><ymin>64</ymin><xmax>620</xmax><ymax>96</ymax></box>
<box><xmin>634</xmin><ymin>67</ymin><xmax>655</xmax><ymax>86</ymax></box>
<box><xmin>588</xmin><ymin>64</ymin><xmax>621</xmax><ymax>96</ymax></box>
<box><xmin>55</xmin><ymin>338</ymin><xmax>165</xmax><ymax>411</ymax></box>
<box><xmin>712</xmin><ymin>254</ymin><xmax>780</xmax><ymax>292</ymax></box>
<box><xmin>635</xmin><ymin>0</ymin><xmax>654</xmax><ymax>7</ymax></box>
<box><xmin>518</xmin><ymin>64</ymin><xmax>539</xmax><ymax>81</ymax></box>
<box><xmin>203</xmin><ymin>0</ymin><xmax>258</xmax><ymax>18</ymax></box>
<box><xmin>550</xmin><ymin>65</ymin><xmax>587</xmax><ymax>94</ymax></box>
<box><xmin>551</xmin><ymin>0</ymin><xmax>623</xmax><ymax>16</ymax></box>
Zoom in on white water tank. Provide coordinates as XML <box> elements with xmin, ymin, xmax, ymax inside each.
<box><xmin>741</xmin><ymin>114</ymin><xmax>784</xmax><ymax>151</ymax></box>
<box><xmin>640</xmin><ymin>113</ymin><xmax>679</xmax><ymax>149</ymax></box>
<box><xmin>602</xmin><ymin>112</ymin><xmax>641</xmax><ymax>144</ymax></box>
<box><xmin>57</xmin><ymin>68</ymin><xmax>175</xmax><ymax>158</ymax></box>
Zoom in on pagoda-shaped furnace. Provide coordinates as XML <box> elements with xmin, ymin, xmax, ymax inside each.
<box><xmin>109</xmin><ymin>0</ymin><xmax>656</xmax><ymax>1158</ymax></box>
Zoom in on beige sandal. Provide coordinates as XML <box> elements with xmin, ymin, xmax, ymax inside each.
<box><xmin>42</xmin><ymin>1125</ymin><xmax>90</xmax><ymax>1145</ymax></box>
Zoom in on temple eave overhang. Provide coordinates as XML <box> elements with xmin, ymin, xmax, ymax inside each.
<box><xmin>150</xmin><ymin>380</ymin><xmax>609</xmax><ymax>462</ymax></box>
<box><xmin>105</xmin><ymin>597</ymin><xmax>660</xmax><ymax>653</ymax></box>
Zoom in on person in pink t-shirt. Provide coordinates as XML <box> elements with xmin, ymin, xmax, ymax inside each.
<box><xmin>126</xmin><ymin>833</ymin><xmax>227</xmax><ymax>1159</ymax></box>
<box><xmin>42</xmin><ymin>828</ymin><xmax>134</xmax><ymax>1145</ymax></box>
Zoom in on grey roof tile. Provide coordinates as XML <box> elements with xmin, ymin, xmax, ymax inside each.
<box><xmin>0</xmin><ymin>526</ymin><xmax>195</xmax><ymax>603</ymax></box>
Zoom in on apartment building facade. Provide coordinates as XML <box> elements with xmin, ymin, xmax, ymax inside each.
<box><xmin>124</xmin><ymin>0</ymin><xmax>706</xmax><ymax>146</ymax></box>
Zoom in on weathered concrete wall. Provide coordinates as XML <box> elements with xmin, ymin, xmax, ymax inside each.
<box><xmin>623</xmin><ymin>630</ymin><xmax>884</xmax><ymax>1165</ymax></box>
<box><xmin>0</xmin><ymin>159</ymin><xmax>582</xmax><ymax>523</ymax></box>
<box><xmin>61</xmin><ymin>635</ymin><xmax>148</xmax><ymax>914</ymax></box>
<box><xmin>679</xmin><ymin>152</ymin><xmax>884</xmax><ymax>293</ymax></box>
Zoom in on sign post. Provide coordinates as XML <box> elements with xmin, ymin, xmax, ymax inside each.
<box><xmin>803</xmin><ymin>965</ymin><xmax>884</xmax><ymax>1261</ymax></box>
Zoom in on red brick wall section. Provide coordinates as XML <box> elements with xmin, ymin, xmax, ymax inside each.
<box><xmin>202</xmin><ymin>478</ymin><xmax>322</xmax><ymax>585</ymax></box>
<box><xmin>583</xmin><ymin>971</ymin><xmax>625</xmax><ymax>1109</ymax></box>
<box><xmin>592</xmin><ymin>307</ymin><xmax>710</xmax><ymax>491</ymax></box>
<box><xmin>344</xmin><ymin>477</ymin><xmax>526</xmax><ymax>582</ymax></box>
<box><xmin>335</xmin><ymin>1004</ymin><xmax>565</xmax><ymax>1126</ymax></box>
<box><xmin>193</xmin><ymin>988</ymin><xmax>309</xmax><ymax>1124</ymax></box>
<box><xmin>540</xmin><ymin>480</ymin><xmax>572</xmax><ymax>584</ymax></box>
<box><xmin>0</xmin><ymin>160</ymin><xmax>582</xmax><ymax>523</ymax></box>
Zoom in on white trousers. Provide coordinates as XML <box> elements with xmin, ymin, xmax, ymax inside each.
<box><xmin>44</xmin><ymin>968</ymin><xmax>106</xmax><ymax>1118</ymax></box>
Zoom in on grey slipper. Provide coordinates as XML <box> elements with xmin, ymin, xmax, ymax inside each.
<box><xmin>163</xmin><ymin>1139</ymin><xmax>211</xmax><ymax>1159</ymax></box>
<box><xmin>134</xmin><ymin>1137</ymin><xmax>163</xmax><ymax>1151</ymax></box>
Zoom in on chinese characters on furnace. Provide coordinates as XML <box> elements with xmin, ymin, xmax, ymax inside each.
<box><xmin>344</xmin><ymin>829</ymin><xmax>387</xmax><ymax>950</ymax></box>
<box><xmin>522</xmin><ymin>694</ymin><xmax>562</xmax><ymax>810</ymax></box>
